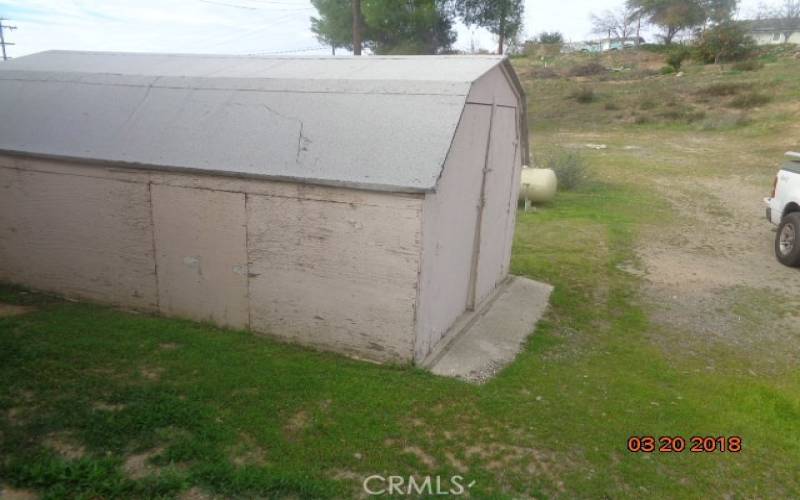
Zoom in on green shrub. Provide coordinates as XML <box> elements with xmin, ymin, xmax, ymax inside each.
<box><xmin>665</xmin><ymin>47</ymin><xmax>690</xmax><ymax>71</ymax></box>
<box><xmin>731</xmin><ymin>59</ymin><xmax>763</xmax><ymax>72</ymax></box>
<box><xmin>568</xmin><ymin>62</ymin><xmax>606</xmax><ymax>77</ymax></box>
<box><xmin>538</xmin><ymin>31</ymin><xmax>564</xmax><ymax>44</ymax></box>
<box><xmin>729</xmin><ymin>93</ymin><xmax>772</xmax><ymax>109</ymax></box>
<box><xmin>660</xmin><ymin>65</ymin><xmax>676</xmax><ymax>75</ymax></box>
<box><xmin>658</xmin><ymin>109</ymin><xmax>707</xmax><ymax>123</ymax></box>
<box><xmin>639</xmin><ymin>99</ymin><xmax>657</xmax><ymax>110</ymax></box>
<box><xmin>570</xmin><ymin>87</ymin><xmax>596</xmax><ymax>103</ymax></box>
<box><xmin>545</xmin><ymin>152</ymin><xmax>587</xmax><ymax>190</ymax></box>
<box><xmin>696</xmin><ymin>82</ymin><xmax>752</xmax><ymax>97</ymax></box>
<box><xmin>530</xmin><ymin>67</ymin><xmax>561</xmax><ymax>79</ymax></box>
<box><xmin>693</xmin><ymin>22</ymin><xmax>756</xmax><ymax>64</ymax></box>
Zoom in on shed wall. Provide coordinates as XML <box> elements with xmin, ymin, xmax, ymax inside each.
<box><xmin>0</xmin><ymin>155</ymin><xmax>422</xmax><ymax>363</ymax></box>
<box><xmin>474</xmin><ymin>105</ymin><xmax>521</xmax><ymax>305</ymax></box>
<box><xmin>151</xmin><ymin>184</ymin><xmax>250</xmax><ymax>329</ymax></box>
<box><xmin>415</xmin><ymin>104</ymin><xmax>492</xmax><ymax>360</ymax></box>
<box><xmin>246</xmin><ymin>192</ymin><xmax>421</xmax><ymax>362</ymax></box>
<box><xmin>415</xmin><ymin>66</ymin><xmax>523</xmax><ymax>362</ymax></box>
<box><xmin>0</xmin><ymin>159</ymin><xmax>158</xmax><ymax>309</ymax></box>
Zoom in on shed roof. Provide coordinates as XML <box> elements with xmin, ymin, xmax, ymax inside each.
<box><xmin>0</xmin><ymin>50</ymin><xmax>521</xmax><ymax>193</ymax></box>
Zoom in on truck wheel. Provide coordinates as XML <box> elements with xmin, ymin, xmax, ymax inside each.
<box><xmin>775</xmin><ymin>213</ymin><xmax>800</xmax><ymax>267</ymax></box>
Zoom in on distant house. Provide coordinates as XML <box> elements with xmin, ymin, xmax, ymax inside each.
<box><xmin>599</xmin><ymin>37</ymin><xmax>646</xmax><ymax>51</ymax></box>
<box><xmin>745</xmin><ymin>18</ymin><xmax>800</xmax><ymax>45</ymax></box>
<box><xmin>563</xmin><ymin>37</ymin><xmax>645</xmax><ymax>54</ymax></box>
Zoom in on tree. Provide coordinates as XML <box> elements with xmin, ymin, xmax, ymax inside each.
<box><xmin>700</xmin><ymin>0</ymin><xmax>738</xmax><ymax>25</ymax></box>
<box><xmin>456</xmin><ymin>0</ymin><xmax>525</xmax><ymax>55</ymax></box>
<box><xmin>627</xmin><ymin>0</ymin><xmax>707</xmax><ymax>43</ymax></box>
<box><xmin>310</xmin><ymin>0</ymin><xmax>456</xmax><ymax>55</ymax></box>
<box><xmin>538</xmin><ymin>32</ymin><xmax>564</xmax><ymax>44</ymax></box>
<box><xmin>757</xmin><ymin>0</ymin><xmax>800</xmax><ymax>43</ymax></box>
<box><xmin>591</xmin><ymin>6</ymin><xmax>639</xmax><ymax>42</ymax></box>
<box><xmin>362</xmin><ymin>0</ymin><xmax>457</xmax><ymax>54</ymax></box>
<box><xmin>694</xmin><ymin>21</ymin><xmax>755</xmax><ymax>63</ymax></box>
<box><xmin>310</xmin><ymin>0</ymin><xmax>353</xmax><ymax>54</ymax></box>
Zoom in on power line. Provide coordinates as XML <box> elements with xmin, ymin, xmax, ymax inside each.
<box><xmin>199</xmin><ymin>11</ymin><xmax>303</xmax><ymax>49</ymax></box>
<box><xmin>197</xmin><ymin>0</ymin><xmax>313</xmax><ymax>11</ymax></box>
<box><xmin>249</xmin><ymin>45</ymin><xmax>326</xmax><ymax>55</ymax></box>
<box><xmin>0</xmin><ymin>18</ymin><xmax>17</xmax><ymax>61</ymax></box>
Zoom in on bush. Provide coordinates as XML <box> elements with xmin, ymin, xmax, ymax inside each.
<box><xmin>665</xmin><ymin>47</ymin><xmax>690</xmax><ymax>71</ymax></box>
<box><xmin>729</xmin><ymin>93</ymin><xmax>772</xmax><ymax>109</ymax></box>
<box><xmin>538</xmin><ymin>31</ymin><xmax>564</xmax><ymax>45</ymax></box>
<box><xmin>570</xmin><ymin>87</ymin><xmax>596</xmax><ymax>103</ymax></box>
<box><xmin>568</xmin><ymin>62</ymin><xmax>606</xmax><ymax>77</ymax></box>
<box><xmin>530</xmin><ymin>67</ymin><xmax>561</xmax><ymax>79</ymax></box>
<box><xmin>658</xmin><ymin>109</ymin><xmax>706</xmax><ymax>123</ymax></box>
<box><xmin>545</xmin><ymin>152</ymin><xmax>586</xmax><ymax>190</ymax></box>
<box><xmin>660</xmin><ymin>65</ymin><xmax>676</xmax><ymax>75</ymax></box>
<box><xmin>693</xmin><ymin>22</ymin><xmax>756</xmax><ymax>64</ymax></box>
<box><xmin>639</xmin><ymin>99</ymin><xmax>657</xmax><ymax>110</ymax></box>
<box><xmin>696</xmin><ymin>82</ymin><xmax>752</xmax><ymax>97</ymax></box>
<box><xmin>731</xmin><ymin>59</ymin><xmax>763</xmax><ymax>72</ymax></box>
<box><xmin>700</xmin><ymin>112</ymin><xmax>753</xmax><ymax>130</ymax></box>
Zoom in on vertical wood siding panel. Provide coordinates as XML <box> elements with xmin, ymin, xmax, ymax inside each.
<box><xmin>0</xmin><ymin>165</ymin><xmax>158</xmax><ymax>309</ymax></box>
<box><xmin>246</xmin><ymin>193</ymin><xmax>421</xmax><ymax>363</ymax></box>
<box><xmin>150</xmin><ymin>184</ymin><xmax>249</xmax><ymax>329</ymax></box>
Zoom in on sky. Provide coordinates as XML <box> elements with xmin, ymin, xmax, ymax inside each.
<box><xmin>0</xmin><ymin>0</ymin><xmax>781</xmax><ymax>59</ymax></box>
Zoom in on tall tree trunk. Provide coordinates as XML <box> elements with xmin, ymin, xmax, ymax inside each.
<box><xmin>664</xmin><ymin>26</ymin><xmax>677</xmax><ymax>45</ymax></box>
<box><xmin>636</xmin><ymin>16</ymin><xmax>641</xmax><ymax>47</ymax></box>
<box><xmin>352</xmin><ymin>0</ymin><xmax>362</xmax><ymax>56</ymax></box>
<box><xmin>498</xmin><ymin>13</ymin><xmax>506</xmax><ymax>55</ymax></box>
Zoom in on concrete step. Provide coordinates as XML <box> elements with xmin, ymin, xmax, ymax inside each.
<box><xmin>423</xmin><ymin>276</ymin><xmax>553</xmax><ymax>383</ymax></box>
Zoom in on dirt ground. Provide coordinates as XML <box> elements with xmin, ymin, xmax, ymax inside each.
<box><xmin>637</xmin><ymin>173</ymin><xmax>800</xmax><ymax>370</ymax></box>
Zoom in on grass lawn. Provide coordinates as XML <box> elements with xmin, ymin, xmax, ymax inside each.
<box><xmin>2</xmin><ymin>48</ymin><xmax>800</xmax><ymax>498</ymax></box>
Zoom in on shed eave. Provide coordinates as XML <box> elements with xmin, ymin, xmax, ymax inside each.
<box><xmin>0</xmin><ymin>149</ymin><xmax>433</xmax><ymax>195</ymax></box>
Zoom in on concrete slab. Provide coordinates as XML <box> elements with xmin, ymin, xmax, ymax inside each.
<box><xmin>423</xmin><ymin>276</ymin><xmax>553</xmax><ymax>383</ymax></box>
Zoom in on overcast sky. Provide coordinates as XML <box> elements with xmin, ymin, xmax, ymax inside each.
<box><xmin>0</xmin><ymin>0</ymin><xmax>779</xmax><ymax>59</ymax></box>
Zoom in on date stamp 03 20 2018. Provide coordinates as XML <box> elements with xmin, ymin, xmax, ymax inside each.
<box><xmin>627</xmin><ymin>436</ymin><xmax>743</xmax><ymax>454</ymax></box>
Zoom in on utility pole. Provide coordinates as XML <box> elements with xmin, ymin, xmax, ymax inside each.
<box><xmin>352</xmin><ymin>0</ymin><xmax>362</xmax><ymax>56</ymax></box>
<box><xmin>0</xmin><ymin>18</ymin><xmax>17</xmax><ymax>61</ymax></box>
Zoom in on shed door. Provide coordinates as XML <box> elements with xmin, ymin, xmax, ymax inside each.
<box><xmin>151</xmin><ymin>184</ymin><xmax>249</xmax><ymax>329</ymax></box>
<box><xmin>473</xmin><ymin>105</ymin><xmax>519</xmax><ymax>306</ymax></box>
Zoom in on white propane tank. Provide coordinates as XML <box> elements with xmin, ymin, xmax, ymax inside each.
<box><xmin>519</xmin><ymin>166</ymin><xmax>557</xmax><ymax>205</ymax></box>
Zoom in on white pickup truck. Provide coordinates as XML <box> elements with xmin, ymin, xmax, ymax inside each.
<box><xmin>765</xmin><ymin>152</ymin><xmax>800</xmax><ymax>266</ymax></box>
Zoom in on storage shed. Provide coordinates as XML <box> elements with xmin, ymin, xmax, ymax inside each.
<box><xmin>0</xmin><ymin>51</ymin><xmax>528</xmax><ymax>364</ymax></box>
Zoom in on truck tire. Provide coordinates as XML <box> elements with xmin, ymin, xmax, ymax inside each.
<box><xmin>775</xmin><ymin>213</ymin><xmax>800</xmax><ymax>267</ymax></box>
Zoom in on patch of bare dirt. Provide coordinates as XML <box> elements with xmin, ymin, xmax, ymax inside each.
<box><xmin>463</xmin><ymin>443</ymin><xmax>566</xmax><ymax>493</ymax></box>
<box><xmin>158</xmin><ymin>342</ymin><xmax>180</xmax><ymax>350</ymax></box>
<box><xmin>444</xmin><ymin>451</ymin><xmax>468</xmax><ymax>473</ymax></box>
<box><xmin>328</xmin><ymin>469</ymin><xmax>370</xmax><ymax>499</ymax></box>
<box><xmin>638</xmin><ymin>175</ymin><xmax>800</xmax><ymax>367</ymax></box>
<box><xmin>178</xmin><ymin>487</ymin><xmax>216</xmax><ymax>500</ymax></box>
<box><xmin>42</xmin><ymin>432</ymin><xmax>85</xmax><ymax>460</ymax></box>
<box><xmin>0</xmin><ymin>485</ymin><xmax>39</xmax><ymax>500</ymax></box>
<box><xmin>0</xmin><ymin>304</ymin><xmax>35</xmax><ymax>318</ymax></box>
<box><xmin>92</xmin><ymin>401</ymin><xmax>126</xmax><ymax>412</ymax></box>
<box><xmin>284</xmin><ymin>409</ymin><xmax>308</xmax><ymax>437</ymax></box>
<box><xmin>229</xmin><ymin>433</ymin><xmax>267</xmax><ymax>467</ymax></box>
<box><xmin>139</xmin><ymin>366</ymin><xmax>164</xmax><ymax>381</ymax></box>
<box><xmin>123</xmin><ymin>447</ymin><xmax>165</xmax><ymax>479</ymax></box>
<box><xmin>402</xmin><ymin>445</ymin><xmax>437</xmax><ymax>468</ymax></box>
<box><xmin>5</xmin><ymin>408</ymin><xmax>23</xmax><ymax>426</ymax></box>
